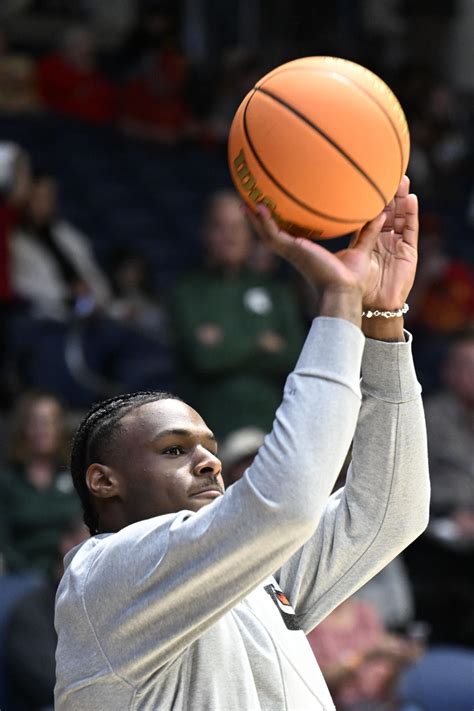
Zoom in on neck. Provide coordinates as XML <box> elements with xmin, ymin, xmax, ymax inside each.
<box><xmin>206</xmin><ymin>259</ymin><xmax>246</xmax><ymax>278</ymax></box>
<box><xmin>26</xmin><ymin>458</ymin><xmax>55</xmax><ymax>490</ymax></box>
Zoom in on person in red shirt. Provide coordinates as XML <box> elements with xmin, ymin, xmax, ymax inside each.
<box><xmin>0</xmin><ymin>142</ymin><xmax>31</xmax><ymax>405</ymax></box>
<box><xmin>37</xmin><ymin>26</ymin><xmax>117</xmax><ymax>125</ymax></box>
<box><xmin>408</xmin><ymin>214</ymin><xmax>474</xmax><ymax>334</ymax></box>
<box><xmin>0</xmin><ymin>143</ymin><xmax>31</xmax><ymax>302</ymax></box>
<box><xmin>118</xmin><ymin>1</ymin><xmax>194</xmax><ymax>145</ymax></box>
<box><xmin>119</xmin><ymin>47</ymin><xmax>194</xmax><ymax>145</ymax></box>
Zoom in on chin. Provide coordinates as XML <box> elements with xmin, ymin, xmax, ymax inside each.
<box><xmin>188</xmin><ymin>497</ymin><xmax>221</xmax><ymax>512</ymax></box>
<box><xmin>189</xmin><ymin>499</ymin><xmax>213</xmax><ymax>512</ymax></box>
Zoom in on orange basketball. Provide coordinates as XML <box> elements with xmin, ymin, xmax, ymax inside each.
<box><xmin>228</xmin><ymin>56</ymin><xmax>410</xmax><ymax>239</ymax></box>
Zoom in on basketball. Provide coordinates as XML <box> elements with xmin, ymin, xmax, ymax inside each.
<box><xmin>228</xmin><ymin>56</ymin><xmax>410</xmax><ymax>239</ymax></box>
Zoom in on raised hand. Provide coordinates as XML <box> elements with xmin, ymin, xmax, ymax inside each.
<box><xmin>246</xmin><ymin>176</ymin><xmax>418</xmax><ymax>339</ymax></box>
<box><xmin>356</xmin><ymin>175</ymin><xmax>419</xmax><ymax>311</ymax></box>
<box><xmin>246</xmin><ymin>206</ymin><xmax>386</xmax><ymax>299</ymax></box>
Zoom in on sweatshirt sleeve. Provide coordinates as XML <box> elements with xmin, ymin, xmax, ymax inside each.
<box><xmin>275</xmin><ymin>332</ymin><xmax>431</xmax><ymax>634</ymax></box>
<box><xmin>65</xmin><ymin>317</ymin><xmax>365</xmax><ymax>685</ymax></box>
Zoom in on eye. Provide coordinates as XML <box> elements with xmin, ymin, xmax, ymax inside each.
<box><xmin>162</xmin><ymin>446</ymin><xmax>185</xmax><ymax>456</ymax></box>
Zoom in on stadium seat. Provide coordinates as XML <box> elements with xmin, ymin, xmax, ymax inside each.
<box><xmin>397</xmin><ymin>645</ymin><xmax>474</xmax><ymax>711</ymax></box>
<box><xmin>0</xmin><ymin>572</ymin><xmax>44</xmax><ymax>710</ymax></box>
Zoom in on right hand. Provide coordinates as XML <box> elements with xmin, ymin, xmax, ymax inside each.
<box><xmin>246</xmin><ymin>205</ymin><xmax>386</xmax><ymax>298</ymax></box>
<box><xmin>258</xmin><ymin>330</ymin><xmax>286</xmax><ymax>353</ymax></box>
<box><xmin>366</xmin><ymin>634</ymin><xmax>423</xmax><ymax>665</ymax></box>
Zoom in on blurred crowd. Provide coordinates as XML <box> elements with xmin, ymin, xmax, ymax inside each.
<box><xmin>0</xmin><ymin>1</ymin><xmax>473</xmax><ymax>710</ymax></box>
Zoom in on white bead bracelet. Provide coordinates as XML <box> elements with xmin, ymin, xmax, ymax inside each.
<box><xmin>362</xmin><ymin>303</ymin><xmax>409</xmax><ymax>319</ymax></box>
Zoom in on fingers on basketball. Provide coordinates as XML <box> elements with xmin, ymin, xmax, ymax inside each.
<box><xmin>403</xmin><ymin>193</ymin><xmax>419</xmax><ymax>248</ymax></box>
<box><xmin>353</xmin><ymin>212</ymin><xmax>387</xmax><ymax>253</ymax></box>
<box><xmin>382</xmin><ymin>198</ymin><xmax>395</xmax><ymax>233</ymax></box>
<box><xmin>247</xmin><ymin>205</ymin><xmax>295</xmax><ymax>259</ymax></box>
<box><xmin>392</xmin><ymin>175</ymin><xmax>410</xmax><ymax>234</ymax></box>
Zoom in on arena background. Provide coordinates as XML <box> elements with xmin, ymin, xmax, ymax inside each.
<box><xmin>0</xmin><ymin>1</ymin><xmax>473</xmax><ymax>709</ymax></box>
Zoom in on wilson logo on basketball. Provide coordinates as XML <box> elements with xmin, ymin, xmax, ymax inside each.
<box><xmin>233</xmin><ymin>148</ymin><xmax>323</xmax><ymax>239</ymax></box>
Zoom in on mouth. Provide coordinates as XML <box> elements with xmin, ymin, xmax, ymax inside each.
<box><xmin>189</xmin><ymin>486</ymin><xmax>224</xmax><ymax>500</ymax></box>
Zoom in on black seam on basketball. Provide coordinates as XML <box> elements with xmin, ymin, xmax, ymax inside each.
<box><xmin>259</xmin><ymin>65</ymin><xmax>405</xmax><ymax>184</ymax></box>
<box><xmin>242</xmin><ymin>90</ymin><xmax>373</xmax><ymax>224</ymax></box>
<box><xmin>327</xmin><ymin>74</ymin><xmax>404</xmax><ymax>184</ymax></box>
<box><xmin>256</xmin><ymin>85</ymin><xmax>388</xmax><ymax>205</ymax></box>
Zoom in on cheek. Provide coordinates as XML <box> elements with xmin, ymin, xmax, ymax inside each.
<box><xmin>124</xmin><ymin>462</ymin><xmax>192</xmax><ymax>515</ymax></box>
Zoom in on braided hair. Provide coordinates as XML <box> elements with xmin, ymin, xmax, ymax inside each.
<box><xmin>70</xmin><ymin>391</ymin><xmax>182</xmax><ymax>535</ymax></box>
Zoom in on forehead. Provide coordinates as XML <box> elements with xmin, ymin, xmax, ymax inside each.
<box><xmin>28</xmin><ymin>398</ymin><xmax>61</xmax><ymax>418</ymax></box>
<box><xmin>120</xmin><ymin>399</ymin><xmax>211</xmax><ymax>439</ymax></box>
<box><xmin>208</xmin><ymin>197</ymin><xmax>244</xmax><ymax>224</ymax></box>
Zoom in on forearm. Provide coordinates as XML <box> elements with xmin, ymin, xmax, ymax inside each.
<box><xmin>336</xmin><ymin>335</ymin><xmax>430</xmax><ymax>576</ymax></box>
<box><xmin>276</xmin><ymin>332</ymin><xmax>430</xmax><ymax>631</ymax></box>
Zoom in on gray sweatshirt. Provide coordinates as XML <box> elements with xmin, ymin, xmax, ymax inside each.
<box><xmin>55</xmin><ymin>317</ymin><xmax>430</xmax><ymax>710</ymax></box>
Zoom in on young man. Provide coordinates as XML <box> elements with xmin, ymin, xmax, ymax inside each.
<box><xmin>55</xmin><ymin>177</ymin><xmax>430</xmax><ymax>710</ymax></box>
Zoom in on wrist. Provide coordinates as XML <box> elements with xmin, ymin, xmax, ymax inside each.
<box><xmin>362</xmin><ymin>316</ymin><xmax>405</xmax><ymax>342</ymax></box>
<box><xmin>320</xmin><ymin>286</ymin><xmax>363</xmax><ymax>328</ymax></box>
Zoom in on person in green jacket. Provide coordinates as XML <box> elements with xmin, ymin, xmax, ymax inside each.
<box><xmin>170</xmin><ymin>190</ymin><xmax>306</xmax><ymax>437</ymax></box>
<box><xmin>0</xmin><ymin>391</ymin><xmax>80</xmax><ymax>575</ymax></box>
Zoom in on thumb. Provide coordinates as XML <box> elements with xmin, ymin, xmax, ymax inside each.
<box><xmin>353</xmin><ymin>212</ymin><xmax>387</xmax><ymax>254</ymax></box>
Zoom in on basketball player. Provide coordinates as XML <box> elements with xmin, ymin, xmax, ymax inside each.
<box><xmin>55</xmin><ymin>177</ymin><xmax>429</xmax><ymax>710</ymax></box>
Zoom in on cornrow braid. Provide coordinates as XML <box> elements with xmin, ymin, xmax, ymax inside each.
<box><xmin>70</xmin><ymin>390</ymin><xmax>182</xmax><ymax>535</ymax></box>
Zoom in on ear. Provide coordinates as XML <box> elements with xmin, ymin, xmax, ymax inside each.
<box><xmin>86</xmin><ymin>463</ymin><xmax>120</xmax><ymax>500</ymax></box>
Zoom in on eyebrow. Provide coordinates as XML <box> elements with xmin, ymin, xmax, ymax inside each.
<box><xmin>153</xmin><ymin>428</ymin><xmax>217</xmax><ymax>442</ymax></box>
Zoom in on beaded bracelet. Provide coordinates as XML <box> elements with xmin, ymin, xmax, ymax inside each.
<box><xmin>362</xmin><ymin>303</ymin><xmax>409</xmax><ymax>319</ymax></box>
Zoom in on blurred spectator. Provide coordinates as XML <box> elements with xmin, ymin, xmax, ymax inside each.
<box><xmin>424</xmin><ymin>329</ymin><xmax>474</xmax><ymax>525</ymax></box>
<box><xmin>0</xmin><ymin>142</ymin><xmax>31</xmax><ymax>406</ymax></box>
<box><xmin>108</xmin><ymin>248</ymin><xmax>169</xmax><ymax>340</ymax></box>
<box><xmin>8</xmin><ymin>174</ymin><xmax>174</xmax><ymax>405</ymax></box>
<box><xmin>37</xmin><ymin>25</ymin><xmax>117</xmax><ymax>125</ymax></box>
<box><xmin>399</xmin><ymin>0</ymin><xmax>458</xmax><ymax>72</ymax></box>
<box><xmin>249</xmin><ymin>235</ymin><xmax>282</xmax><ymax>278</ymax></box>
<box><xmin>0</xmin><ymin>143</ymin><xmax>31</xmax><ymax>306</ymax></box>
<box><xmin>170</xmin><ymin>190</ymin><xmax>305</xmax><ymax>437</ymax></box>
<box><xmin>397</xmin><ymin>644</ymin><xmax>474</xmax><ymax>711</ymax></box>
<box><xmin>353</xmin><ymin>558</ymin><xmax>416</xmax><ymax>633</ymax></box>
<box><xmin>219</xmin><ymin>426</ymin><xmax>265</xmax><ymax>487</ymax></box>
<box><xmin>11</xmin><ymin>171</ymin><xmax>112</xmax><ymax>321</ymax></box>
<box><xmin>427</xmin><ymin>83</ymin><xmax>471</xmax><ymax>184</ymax></box>
<box><xmin>331</xmin><ymin>465</ymin><xmax>417</xmax><ymax>635</ymax></box>
<box><xmin>397</xmin><ymin>67</ymin><xmax>471</xmax><ymax>215</ymax></box>
<box><xmin>0</xmin><ymin>27</ymin><xmax>40</xmax><ymax>114</ymax></box>
<box><xmin>118</xmin><ymin>3</ymin><xmax>194</xmax><ymax>145</ymax></box>
<box><xmin>202</xmin><ymin>47</ymin><xmax>262</xmax><ymax>144</ymax></box>
<box><xmin>406</xmin><ymin>215</ymin><xmax>474</xmax><ymax>390</ymax></box>
<box><xmin>4</xmin><ymin>517</ymin><xmax>88</xmax><ymax>711</ymax></box>
<box><xmin>118</xmin><ymin>1</ymin><xmax>181</xmax><ymax>75</ymax></box>
<box><xmin>0</xmin><ymin>392</ymin><xmax>80</xmax><ymax>574</ymax></box>
<box><xmin>307</xmin><ymin>597</ymin><xmax>422</xmax><ymax>711</ymax></box>
<box><xmin>404</xmin><ymin>329</ymin><xmax>474</xmax><ymax>649</ymax></box>
<box><xmin>79</xmin><ymin>0</ymin><xmax>136</xmax><ymax>50</ymax></box>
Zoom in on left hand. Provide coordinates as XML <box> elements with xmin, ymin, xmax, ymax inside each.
<box><xmin>352</xmin><ymin>175</ymin><xmax>419</xmax><ymax>311</ymax></box>
<box><xmin>258</xmin><ymin>330</ymin><xmax>286</xmax><ymax>353</ymax></box>
<box><xmin>367</xmin><ymin>634</ymin><xmax>423</xmax><ymax>665</ymax></box>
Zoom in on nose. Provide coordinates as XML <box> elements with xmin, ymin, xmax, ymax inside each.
<box><xmin>193</xmin><ymin>446</ymin><xmax>222</xmax><ymax>478</ymax></box>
